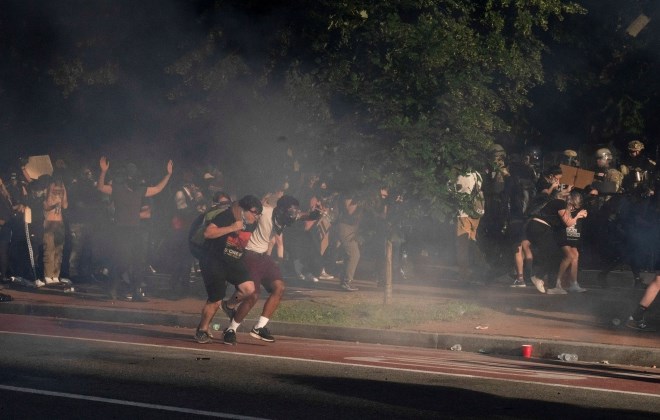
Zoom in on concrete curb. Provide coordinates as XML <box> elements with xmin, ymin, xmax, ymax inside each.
<box><xmin>2</xmin><ymin>302</ymin><xmax>658</xmax><ymax>367</ymax></box>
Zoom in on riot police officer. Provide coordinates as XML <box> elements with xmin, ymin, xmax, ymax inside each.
<box><xmin>620</xmin><ymin>140</ymin><xmax>656</xmax><ymax>195</ymax></box>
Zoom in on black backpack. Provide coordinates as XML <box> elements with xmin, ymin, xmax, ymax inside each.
<box><xmin>188</xmin><ymin>206</ymin><xmax>228</xmax><ymax>258</ymax></box>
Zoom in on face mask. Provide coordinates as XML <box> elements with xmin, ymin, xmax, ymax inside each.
<box><xmin>273</xmin><ymin>206</ymin><xmax>300</xmax><ymax>234</ymax></box>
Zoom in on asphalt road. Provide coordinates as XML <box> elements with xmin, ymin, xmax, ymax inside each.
<box><xmin>1</xmin><ymin>314</ymin><xmax>659</xmax><ymax>419</ymax></box>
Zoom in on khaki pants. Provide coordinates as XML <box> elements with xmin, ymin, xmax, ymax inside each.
<box><xmin>456</xmin><ymin>216</ymin><xmax>480</xmax><ymax>280</ymax></box>
<box><xmin>338</xmin><ymin>222</ymin><xmax>360</xmax><ymax>284</ymax></box>
<box><xmin>43</xmin><ymin>220</ymin><xmax>65</xmax><ymax>279</ymax></box>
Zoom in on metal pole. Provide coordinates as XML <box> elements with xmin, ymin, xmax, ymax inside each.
<box><xmin>384</xmin><ymin>239</ymin><xmax>392</xmax><ymax>304</ymax></box>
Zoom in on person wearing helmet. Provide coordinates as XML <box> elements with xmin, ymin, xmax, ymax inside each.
<box><xmin>481</xmin><ymin>144</ymin><xmax>510</xmax><ymax>275</ymax></box>
<box><xmin>491</xmin><ymin>143</ymin><xmax>507</xmax><ymax>163</ymax></box>
<box><xmin>589</xmin><ymin>148</ymin><xmax>623</xmax><ymax>198</ymax></box>
<box><xmin>561</xmin><ymin>149</ymin><xmax>580</xmax><ymax>168</ymax></box>
<box><xmin>524</xmin><ymin>146</ymin><xmax>542</xmax><ymax>170</ymax></box>
<box><xmin>619</xmin><ymin>140</ymin><xmax>656</xmax><ymax>194</ymax></box>
<box><xmin>595</xmin><ymin>148</ymin><xmax>613</xmax><ymax>170</ymax></box>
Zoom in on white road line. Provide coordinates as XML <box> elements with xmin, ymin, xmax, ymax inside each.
<box><xmin>0</xmin><ymin>384</ymin><xmax>267</xmax><ymax>419</ymax></box>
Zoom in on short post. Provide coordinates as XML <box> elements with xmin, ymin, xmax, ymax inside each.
<box><xmin>384</xmin><ymin>239</ymin><xmax>393</xmax><ymax>304</ymax></box>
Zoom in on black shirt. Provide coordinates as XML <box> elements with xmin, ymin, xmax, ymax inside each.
<box><xmin>204</xmin><ymin>208</ymin><xmax>256</xmax><ymax>262</ymax></box>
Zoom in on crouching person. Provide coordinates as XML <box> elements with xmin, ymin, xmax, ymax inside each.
<box><xmin>194</xmin><ymin>195</ymin><xmax>262</xmax><ymax>345</ymax></box>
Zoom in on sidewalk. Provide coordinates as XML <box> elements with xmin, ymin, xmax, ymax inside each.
<box><xmin>0</xmin><ymin>268</ymin><xmax>658</xmax><ymax>367</ymax></box>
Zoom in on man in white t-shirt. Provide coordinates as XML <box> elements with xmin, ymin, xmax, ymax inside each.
<box><xmin>221</xmin><ymin>195</ymin><xmax>316</xmax><ymax>342</ymax></box>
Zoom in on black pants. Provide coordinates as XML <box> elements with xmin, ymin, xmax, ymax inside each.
<box><xmin>525</xmin><ymin>220</ymin><xmax>560</xmax><ymax>280</ymax></box>
<box><xmin>110</xmin><ymin>226</ymin><xmax>148</xmax><ymax>295</ymax></box>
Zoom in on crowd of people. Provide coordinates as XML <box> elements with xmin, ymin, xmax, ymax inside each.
<box><xmin>0</xmin><ymin>152</ymin><xmax>410</xmax><ymax>343</ymax></box>
<box><xmin>456</xmin><ymin>139</ymin><xmax>660</xmax><ymax>331</ymax></box>
<box><xmin>1</xmin><ymin>139</ymin><xmax>657</xmax><ymax>339</ymax></box>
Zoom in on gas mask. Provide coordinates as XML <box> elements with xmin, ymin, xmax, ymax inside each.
<box><xmin>273</xmin><ymin>205</ymin><xmax>301</xmax><ymax>235</ymax></box>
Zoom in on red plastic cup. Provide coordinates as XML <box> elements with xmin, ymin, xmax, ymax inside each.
<box><xmin>521</xmin><ymin>344</ymin><xmax>533</xmax><ymax>358</ymax></box>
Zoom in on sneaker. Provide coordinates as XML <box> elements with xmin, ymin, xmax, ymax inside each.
<box><xmin>194</xmin><ymin>329</ymin><xmax>212</xmax><ymax>344</ymax></box>
<box><xmin>59</xmin><ymin>278</ymin><xmax>72</xmax><ymax>285</ymax></box>
<box><xmin>250</xmin><ymin>327</ymin><xmax>275</xmax><ymax>342</ymax></box>
<box><xmin>341</xmin><ymin>282</ymin><xmax>358</xmax><ymax>292</ymax></box>
<box><xmin>319</xmin><ymin>271</ymin><xmax>334</xmax><ymax>280</ymax></box>
<box><xmin>510</xmin><ymin>278</ymin><xmax>526</xmax><ymax>288</ymax></box>
<box><xmin>44</xmin><ymin>277</ymin><xmax>56</xmax><ymax>285</ymax></box>
<box><xmin>221</xmin><ymin>300</ymin><xmax>236</xmax><ymax>320</ymax></box>
<box><xmin>223</xmin><ymin>328</ymin><xmax>237</xmax><ymax>345</ymax></box>
<box><xmin>567</xmin><ymin>283</ymin><xmax>587</xmax><ymax>293</ymax></box>
<box><xmin>530</xmin><ymin>276</ymin><xmax>546</xmax><ymax>293</ymax></box>
<box><xmin>626</xmin><ymin>317</ymin><xmax>656</xmax><ymax>332</ymax></box>
<box><xmin>132</xmin><ymin>293</ymin><xmax>150</xmax><ymax>302</ymax></box>
<box><xmin>34</xmin><ymin>279</ymin><xmax>46</xmax><ymax>288</ymax></box>
<box><xmin>304</xmin><ymin>273</ymin><xmax>319</xmax><ymax>283</ymax></box>
<box><xmin>546</xmin><ymin>286</ymin><xmax>567</xmax><ymax>295</ymax></box>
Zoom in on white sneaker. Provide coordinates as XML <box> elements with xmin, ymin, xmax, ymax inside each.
<box><xmin>34</xmin><ymin>279</ymin><xmax>46</xmax><ymax>288</ymax></box>
<box><xmin>59</xmin><ymin>278</ymin><xmax>72</xmax><ymax>285</ymax></box>
<box><xmin>319</xmin><ymin>270</ymin><xmax>334</xmax><ymax>280</ymax></box>
<box><xmin>304</xmin><ymin>273</ymin><xmax>319</xmax><ymax>283</ymax></box>
<box><xmin>530</xmin><ymin>276</ymin><xmax>546</xmax><ymax>293</ymax></box>
<box><xmin>546</xmin><ymin>286</ymin><xmax>567</xmax><ymax>295</ymax></box>
<box><xmin>567</xmin><ymin>283</ymin><xmax>587</xmax><ymax>293</ymax></box>
<box><xmin>44</xmin><ymin>277</ymin><xmax>56</xmax><ymax>284</ymax></box>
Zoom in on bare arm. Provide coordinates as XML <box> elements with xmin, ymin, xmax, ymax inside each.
<box><xmin>203</xmin><ymin>219</ymin><xmax>244</xmax><ymax>239</ymax></box>
<box><xmin>558</xmin><ymin>208</ymin><xmax>587</xmax><ymax>227</ymax></box>
<box><xmin>145</xmin><ymin>160</ymin><xmax>173</xmax><ymax>197</ymax></box>
<box><xmin>61</xmin><ymin>185</ymin><xmax>68</xmax><ymax>210</ymax></box>
<box><xmin>97</xmin><ymin>156</ymin><xmax>112</xmax><ymax>195</ymax></box>
<box><xmin>274</xmin><ymin>233</ymin><xmax>284</xmax><ymax>259</ymax></box>
<box><xmin>345</xmin><ymin>198</ymin><xmax>358</xmax><ymax>215</ymax></box>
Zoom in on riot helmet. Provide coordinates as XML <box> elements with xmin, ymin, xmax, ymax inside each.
<box><xmin>628</xmin><ymin>140</ymin><xmax>644</xmax><ymax>153</ymax></box>
<box><xmin>561</xmin><ymin>149</ymin><xmax>579</xmax><ymax>167</ymax></box>
<box><xmin>524</xmin><ymin>146</ymin><xmax>541</xmax><ymax>165</ymax></box>
<box><xmin>595</xmin><ymin>148</ymin><xmax>613</xmax><ymax>162</ymax></box>
<box><xmin>491</xmin><ymin>144</ymin><xmax>506</xmax><ymax>159</ymax></box>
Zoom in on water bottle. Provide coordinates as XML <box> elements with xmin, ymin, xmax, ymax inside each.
<box><xmin>558</xmin><ymin>353</ymin><xmax>578</xmax><ymax>362</ymax></box>
<box><xmin>450</xmin><ymin>344</ymin><xmax>462</xmax><ymax>351</ymax></box>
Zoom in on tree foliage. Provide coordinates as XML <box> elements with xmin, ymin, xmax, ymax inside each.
<box><xmin>251</xmin><ymin>0</ymin><xmax>585</xmax><ymax>219</ymax></box>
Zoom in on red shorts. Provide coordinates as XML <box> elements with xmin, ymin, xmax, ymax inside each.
<box><xmin>242</xmin><ymin>250</ymin><xmax>281</xmax><ymax>292</ymax></box>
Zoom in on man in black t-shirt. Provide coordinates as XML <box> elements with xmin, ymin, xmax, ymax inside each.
<box><xmin>194</xmin><ymin>195</ymin><xmax>262</xmax><ymax>345</ymax></box>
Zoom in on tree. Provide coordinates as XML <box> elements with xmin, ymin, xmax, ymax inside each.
<box><xmin>279</xmin><ymin>1</ymin><xmax>585</xmax><ymax>219</ymax></box>
<box><xmin>522</xmin><ymin>0</ymin><xmax>660</xmax><ymax>153</ymax></box>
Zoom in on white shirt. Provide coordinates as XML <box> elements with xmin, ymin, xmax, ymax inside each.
<box><xmin>246</xmin><ymin>205</ymin><xmax>277</xmax><ymax>253</ymax></box>
<box><xmin>455</xmin><ymin>171</ymin><xmax>482</xmax><ymax>218</ymax></box>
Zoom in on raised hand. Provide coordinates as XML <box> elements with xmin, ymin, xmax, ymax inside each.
<box><xmin>99</xmin><ymin>156</ymin><xmax>110</xmax><ymax>172</ymax></box>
